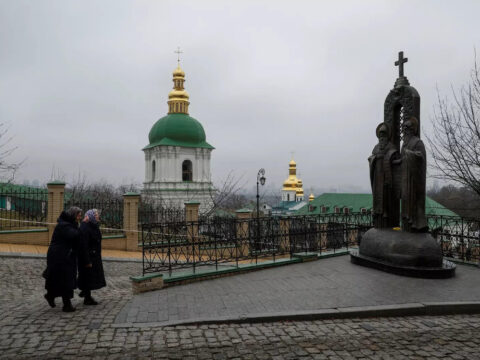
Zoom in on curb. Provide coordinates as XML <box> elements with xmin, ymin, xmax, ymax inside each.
<box><xmin>111</xmin><ymin>301</ymin><xmax>480</xmax><ymax>328</ymax></box>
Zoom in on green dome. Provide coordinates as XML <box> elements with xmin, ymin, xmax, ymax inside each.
<box><xmin>144</xmin><ymin>113</ymin><xmax>214</xmax><ymax>150</ymax></box>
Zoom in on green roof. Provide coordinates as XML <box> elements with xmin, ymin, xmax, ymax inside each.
<box><xmin>144</xmin><ymin>113</ymin><xmax>214</xmax><ymax>150</ymax></box>
<box><xmin>295</xmin><ymin>193</ymin><xmax>458</xmax><ymax>217</ymax></box>
<box><xmin>0</xmin><ymin>183</ymin><xmax>47</xmax><ymax>201</ymax></box>
<box><xmin>211</xmin><ymin>209</ymin><xmax>235</xmax><ymax>218</ymax></box>
<box><xmin>295</xmin><ymin>193</ymin><xmax>372</xmax><ymax>215</ymax></box>
<box><xmin>272</xmin><ymin>201</ymin><xmax>298</xmax><ymax>212</ymax></box>
<box><xmin>424</xmin><ymin>197</ymin><xmax>458</xmax><ymax>217</ymax></box>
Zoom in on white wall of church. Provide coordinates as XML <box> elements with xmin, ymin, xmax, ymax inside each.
<box><xmin>282</xmin><ymin>190</ymin><xmax>297</xmax><ymax>202</ymax></box>
<box><xmin>144</xmin><ymin>146</ymin><xmax>212</xmax><ymax>184</ymax></box>
<box><xmin>143</xmin><ymin>145</ymin><xmax>214</xmax><ymax>212</ymax></box>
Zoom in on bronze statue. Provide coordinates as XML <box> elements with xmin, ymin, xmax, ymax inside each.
<box><xmin>368</xmin><ymin>123</ymin><xmax>400</xmax><ymax>228</ymax></box>
<box><xmin>399</xmin><ymin>117</ymin><xmax>428</xmax><ymax>232</ymax></box>
<box><xmin>351</xmin><ymin>51</ymin><xmax>453</xmax><ymax>278</ymax></box>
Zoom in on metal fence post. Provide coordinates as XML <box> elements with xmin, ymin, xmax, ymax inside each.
<box><xmin>142</xmin><ymin>223</ymin><xmax>145</xmax><ymax>276</ymax></box>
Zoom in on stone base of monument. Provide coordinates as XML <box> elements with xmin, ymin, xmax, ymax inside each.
<box><xmin>350</xmin><ymin>228</ymin><xmax>456</xmax><ymax>278</ymax></box>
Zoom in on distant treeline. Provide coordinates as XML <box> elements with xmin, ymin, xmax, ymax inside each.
<box><xmin>427</xmin><ymin>185</ymin><xmax>480</xmax><ymax>219</ymax></box>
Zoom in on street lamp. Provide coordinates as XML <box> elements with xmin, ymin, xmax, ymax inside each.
<box><xmin>256</xmin><ymin>168</ymin><xmax>266</xmax><ymax>252</ymax></box>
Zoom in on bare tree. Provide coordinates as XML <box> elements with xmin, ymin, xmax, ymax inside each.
<box><xmin>0</xmin><ymin>124</ymin><xmax>22</xmax><ymax>182</ymax></box>
<box><xmin>202</xmin><ymin>171</ymin><xmax>247</xmax><ymax>216</ymax></box>
<box><xmin>428</xmin><ymin>184</ymin><xmax>480</xmax><ymax>219</ymax></box>
<box><xmin>65</xmin><ymin>171</ymin><xmax>141</xmax><ymax>203</ymax></box>
<box><xmin>426</xmin><ymin>53</ymin><xmax>480</xmax><ymax>195</ymax></box>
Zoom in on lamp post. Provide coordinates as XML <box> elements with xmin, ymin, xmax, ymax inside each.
<box><xmin>256</xmin><ymin>168</ymin><xmax>266</xmax><ymax>252</ymax></box>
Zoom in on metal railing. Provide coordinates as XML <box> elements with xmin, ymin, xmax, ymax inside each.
<box><xmin>141</xmin><ymin>213</ymin><xmax>371</xmax><ymax>275</ymax></box>
<box><xmin>141</xmin><ymin>212</ymin><xmax>480</xmax><ymax>275</ymax></box>
<box><xmin>429</xmin><ymin>215</ymin><xmax>480</xmax><ymax>263</ymax></box>
<box><xmin>64</xmin><ymin>197</ymin><xmax>124</xmax><ymax>236</ymax></box>
<box><xmin>0</xmin><ymin>186</ymin><xmax>48</xmax><ymax>230</ymax></box>
<box><xmin>139</xmin><ymin>203</ymin><xmax>185</xmax><ymax>225</ymax></box>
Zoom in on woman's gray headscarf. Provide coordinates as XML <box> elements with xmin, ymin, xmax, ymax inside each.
<box><xmin>85</xmin><ymin>209</ymin><xmax>99</xmax><ymax>224</ymax></box>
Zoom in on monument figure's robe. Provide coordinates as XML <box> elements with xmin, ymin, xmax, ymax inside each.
<box><xmin>401</xmin><ymin>136</ymin><xmax>428</xmax><ymax>232</ymax></box>
<box><xmin>369</xmin><ymin>142</ymin><xmax>399</xmax><ymax>228</ymax></box>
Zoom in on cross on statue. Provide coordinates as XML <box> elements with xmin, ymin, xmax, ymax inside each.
<box><xmin>395</xmin><ymin>51</ymin><xmax>408</xmax><ymax>78</ymax></box>
<box><xmin>174</xmin><ymin>47</ymin><xmax>183</xmax><ymax>65</ymax></box>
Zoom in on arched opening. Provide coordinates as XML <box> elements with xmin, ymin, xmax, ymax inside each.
<box><xmin>182</xmin><ymin>160</ymin><xmax>192</xmax><ymax>181</ymax></box>
<box><xmin>393</xmin><ymin>104</ymin><xmax>404</xmax><ymax>149</ymax></box>
<box><xmin>151</xmin><ymin>160</ymin><xmax>156</xmax><ymax>181</ymax></box>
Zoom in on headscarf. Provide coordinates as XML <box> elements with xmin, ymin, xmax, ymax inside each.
<box><xmin>85</xmin><ymin>209</ymin><xmax>98</xmax><ymax>224</ymax></box>
<box><xmin>62</xmin><ymin>206</ymin><xmax>82</xmax><ymax>224</ymax></box>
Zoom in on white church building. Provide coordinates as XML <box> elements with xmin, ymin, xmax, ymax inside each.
<box><xmin>142</xmin><ymin>62</ymin><xmax>215</xmax><ymax>212</ymax></box>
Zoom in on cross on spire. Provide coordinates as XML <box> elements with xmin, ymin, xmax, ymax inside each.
<box><xmin>174</xmin><ymin>46</ymin><xmax>183</xmax><ymax>65</ymax></box>
<box><xmin>395</xmin><ymin>51</ymin><xmax>408</xmax><ymax>78</ymax></box>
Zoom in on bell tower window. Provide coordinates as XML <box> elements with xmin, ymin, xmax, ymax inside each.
<box><xmin>182</xmin><ymin>160</ymin><xmax>192</xmax><ymax>181</ymax></box>
<box><xmin>152</xmin><ymin>160</ymin><xmax>156</xmax><ymax>181</ymax></box>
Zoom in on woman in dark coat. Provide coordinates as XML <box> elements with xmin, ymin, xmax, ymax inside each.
<box><xmin>44</xmin><ymin>206</ymin><xmax>83</xmax><ymax>312</ymax></box>
<box><xmin>78</xmin><ymin>209</ymin><xmax>106</xmax><ymax>305</ymax></box>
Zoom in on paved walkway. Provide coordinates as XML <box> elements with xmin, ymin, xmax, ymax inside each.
<box><xmin>116</xmin><ymin>256</ymin><xmax>480</xmax><ymax>326</ymax></box>
<box><xmin>2</xmin><ymin>254</ymin><xmax>480</xmax><ymax>359</ymax></box>
<box><xmin>0</xmin><ymin>242</ymin><xmax>142</xmax><ymax>260</ymax></box>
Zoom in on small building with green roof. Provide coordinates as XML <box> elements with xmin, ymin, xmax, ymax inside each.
<box><xmin>294</xmin><ymin>193</ymin><xmax>459</xmax><ymax>228</ymax></box>
<box><xmin>142</xmin><ymin>61</ymin><xmax>214</xmax><ymax>212</ymax></box>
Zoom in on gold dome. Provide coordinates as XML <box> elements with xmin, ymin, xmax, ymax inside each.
<box><xmin>296</xmin><ymin>178</ymin><xmax>304</xmax><ymax>195</ymax></box>
<box><xmin>282</xmin><ymin>158</ymin><xmax>300</xmax><ymax>191</ymax></box>
<box><xmin>173</xmin><ymin>65</ymin><xmax>185</xmax><ymax>77</ymax></box>
<box><xmin>168</xmin><ymin>89</ymin><xmax>190</xmax><ymax>99</ymax></box>
<box><xmin>309</xmin><ymin>193</ymin><xmax>315</xmax><ymax>202</ymax></box>
<box><xmin>283</xmin><ymin>178</ymin><xmax>298</xmax><ymax>189</ymax></box>
<box><xmin>168</xmin><ymin>64</ymin><xmax>190</xmax><ymax>114</ymax></box>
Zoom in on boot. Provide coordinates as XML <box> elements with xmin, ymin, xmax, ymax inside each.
<box><xmin>84</xmin><ymin>296</ymin><xmax>98</xmax><ymax>306</ymax></box>
<box><xmin>83</xmin><ymin>290</ymin><xmax>98</xmax><ymax>305</ymax></box>
<box><xmin>44</xmin><ymin>293</ymin><xmax>55</xmax><ymax>308</ymax></box>
<box><xmin>62</xmin><ymin>297</ymin><xmax>76</xmax><ymax>312</ymax></box>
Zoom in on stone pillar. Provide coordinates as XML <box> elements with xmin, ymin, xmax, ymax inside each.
<box><xmin>185</xmin><ymin>201</ymin><xmax>200</xmax><ymax>222</ymax></box>
<box><xmin>47</xmin><ymin>181</ymin><xmax>66</xmax><ymax>244</ymax></box>
<box><xmin>185</xmin><ymin>201</ymin><xmax>200</xmax><ymax>242</ymax></box>
<box><xmin>123</xmin><ymin>192</ymin><xmax>140</xmax><ymax>251</ymax></box>
<box><xmin>236</xmin><ymin>209</ymin><xmax>252</xmax><ymax>256</ymax></box>
<box><xmin>279</xmin><ymin>216</ymin><xmax>290</xmax><ymax>253</ymax></box>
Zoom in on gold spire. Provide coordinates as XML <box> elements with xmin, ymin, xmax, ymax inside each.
<box><xmin>282</xmin><ymin>158</ymin><xmax>300</xmax><ymax>191</ymax></box>
<box><xmin>168</xmin><ymin>47</ymin><xmax>190</xmax><ymax>114</ymax></box>
<box><xmin>296</xmin><ymin>178</ymin><xmax>304</xmax><ymax>196</ymax></box>
<box><xmin>309</xmin><ymin>193</ymin><xmax>315</xmax><ymax>202</ymax></box>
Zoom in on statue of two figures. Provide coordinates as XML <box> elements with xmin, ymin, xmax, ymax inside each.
<box><xmin>351</xmin><ymin>51</ymin><xmax>454</xmax><ymax>277</ymax></box>
<box><xmin>369</xmin><ymin>117</ymin><xmax>428</xmax><ymax>233</ymax></box>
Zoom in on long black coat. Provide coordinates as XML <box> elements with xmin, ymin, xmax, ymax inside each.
<box><xmin>78</xmin><ymin>221</ymin><xmax>106</xmax><ymax>291</ymax></box>
<box><xmin>44</xmin><ymin>212</ymin><xmax>80</xmax><ymax>298</ymax></box>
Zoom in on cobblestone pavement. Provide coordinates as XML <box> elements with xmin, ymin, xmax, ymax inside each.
<box><xmin>2</xmin><ymin>257</ymin><xmax>480</xmax><ymax>359</ymax></box>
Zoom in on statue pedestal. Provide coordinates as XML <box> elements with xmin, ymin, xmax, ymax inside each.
<box><xmin>350</xmin><ymin>228</ymin><xmax>455</xmax><ymax>278</ymax></box>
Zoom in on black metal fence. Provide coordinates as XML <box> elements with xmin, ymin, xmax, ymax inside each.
<box><xmin>0</xmin><ymin>186</ymin><xmax>48</xmax><ymax>230</ymax></box>
<box><xmin>429</xmin><ymin>215</ymin><xmax>480</xmax><ymax>263</ymax></box>
<box><xmin>139</xmin><ymin>203</ymin><xmax>185</xmax><ymax>224</ymax></box>
<box><xmin>141</xmin><ymin>213</ymin><xmax>373</xmax><ymax>275</ymax></box>
<box><xmin>64</xmin><ymin>197</ymin><xmax>124</xmax><ymax>236</ymax></box>
<box><xmin>141</xmin><ymin>212</ymin><xmax>480</xmax><ymax>275</ymax></box>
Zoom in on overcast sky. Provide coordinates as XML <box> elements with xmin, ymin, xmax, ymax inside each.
<box><xmin>1</xmin><ymin>0</ymin><xmax>479</xmax><ymax>194</ymax></box>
